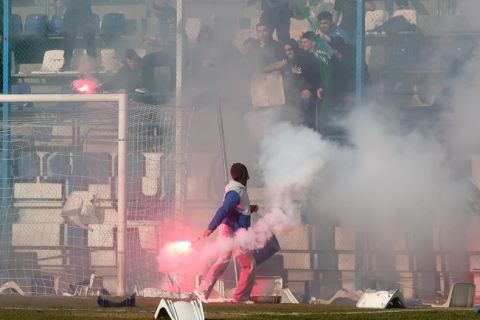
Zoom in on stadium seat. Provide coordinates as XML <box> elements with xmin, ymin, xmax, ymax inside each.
<box><xmin>10</xmin><ymin>84</ymin><xmax>32</xmax><ymax>110</ymax></box>
<box><xmin>101</xmin><ymin>13</ymin><xmax>127</xmax><ymax>37</ymax></box>
<box><xmin>33</xmin><ymin>50</ymin><xmax>64</xmax><ymax>73</ymax></box>
<box><xmin>74</xmin><ymin>273</ymin><xmax>103</xmax><ymax>296</ymax></box>
<box><xmin>432</xmin><ymin>282</ymin><xmax>475</xmax><ymax>308</ymax></box>
<box><xmin>92</xmin><ymin>13</ymin><xmax>101</xmax><ymax>34</ymax></box>
<box><xmin>24</xmin><ymin>14</ymin><xmax>49</xmax><ymax>35</ymax></box>
<box><xmin>49</xmin><ymin>14</ymin><xmax>64</xmax><ymax>35</ymax></box>
<box><xmin>13</xmin><ymin>152</ymin><xmax>39</xmax><ymax>182</ymax></box>
<box><xmin>45</xmin><ymin>152</ymin><xmax>72</xmax><ymax>182</ymax></box>
<box><xmin>134</xmin><ymin>48</ymin><xmax>146</xmax><ymax>58</ymax></box>
<box><xmin>11</xmin><ymin>14</ymin><xmax>23</xmax><ymax>35</ymax></box>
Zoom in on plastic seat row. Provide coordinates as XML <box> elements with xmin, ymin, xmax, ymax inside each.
<box><xmin>11</xmin><ymin>13</ymin><xmax>127</xmax><ymax>37</ymax></box>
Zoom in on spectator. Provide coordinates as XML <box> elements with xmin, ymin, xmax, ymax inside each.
<box><xmin>61</xmin><ymin>0</ymin><xmax>97</xmax><ymax>71</ymax></box>
<box><xmin>144</xmin><ymin>0</ymin><xmax>177</xmax><ymax>50</ymax></box>
<box><xmin>191</xmin><ymin>26</ymin><xmax>240</xmax><ymax>76</ymax></box>
<box><xmin>242</xmin><ymin>37</ymin><xmax>262</xmax><ymax>75</ymax></box>
<box><xmin>246</xmin><ymin>0</ymin><xmax>293</xmax><ymax>44</ymax></box>
<box><xmin>333</xmin><ymin>0</ymin><xmax>375</xmax><ymax>44</ymax></box>
<box><xmin>300</xmin><ymin>31</ymin><xmax>332</xmax><ymax>109</ymax></box>
<box><xmin>188</xmin><ymin>26</ymin><xmax>241</xmax><ymax>98</ymax></box>
<box><xmin>255</xmin><ymin>22</ymin><xmax>283</xmax><ymax>67</ymax></box>
<box><xmin>329</xmin><ymin>36</ymin><xmax>357</xmax><ymax>106</ymax></box>
<box><xmin>101</xmin><ymin>49</ymin><xmax>143</xmax><ymax>93</ymax></box>
<box><xmin>267</xmin><ymin>39</ymin><xmax>323</xmax><ymax>128</ymax></box>
<box><xmin>141</xmin><ymin>0</ymin><xmax>177</xmax><ymax>93</ymax></box>
<box><xmin>316</xmin><ymin>11</ymin><xmax>350</xmax><ymax>47</ymax></box>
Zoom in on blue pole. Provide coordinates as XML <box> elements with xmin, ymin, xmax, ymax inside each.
<box><xmin>355</xmin><ymin>0</ymin><xmax>365</xmax><ymax>106</ymax></box>
<box><xmin>2</xmin><ymin>0</ymin><xmax>11</xmax><ymax>249</ymax></box>
<box><xmin>354</xmin><ymin>0</ymin><xmax>365</xmax><ymax>292</ymax></box>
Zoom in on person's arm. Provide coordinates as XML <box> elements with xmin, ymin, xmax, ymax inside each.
<box><xmin>262</xmin><ymin>59</ymin><xmax>287</xmax><ymax>73</ymax></box>
<box><xmin>205</xmin><ymin>191</ymin><xmax>240</xmax><ymax>234</ymax></box>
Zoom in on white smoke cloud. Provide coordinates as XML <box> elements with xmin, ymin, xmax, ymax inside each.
<box><xmin>235</xmin><ymin>122</ymin><xmax>331</xmax><ymax>250</ymax></box>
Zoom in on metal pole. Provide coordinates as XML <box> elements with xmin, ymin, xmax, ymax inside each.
<box><xmin>1</xmin><ymin>0</ymin><xmax>12</xmax><ymax>251</ymax></box>
<box><xmin>116</xmin><ymin>93</ymin><xmax>128</xmax><ymax>296</ymax></box>
<box><xmin>216</xmin><ymin>100</ymin><xmax>239</xmax><ymax>286</ymax></box>
<box><xmin>355</xmin><ymin>0</ymin><xmax>365</xmax><ymax>106</ymax></box>
<box><xmin>176</xmin><ymin>0</ymin><xmax>184</xmax><ymax>104</ymax></box>
<box><xmin>355</xmin><ymin>0</ymin><xmax>365</xmax><ymax>291</ymax></box>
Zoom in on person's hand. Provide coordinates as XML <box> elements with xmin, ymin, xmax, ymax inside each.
<box><xmin>250</xmin><ymin>204</ymin><xmax>259</xmax><ymax>213</ymax></box>
<box><xmin>203</xmin><ymin>228</ymin><xmax>213</xmax><ymax>238</ymax></box>
<box><xmin>317</xmin><ymin>88</ymin><xmax>324</xmax><ymax>99</ymax></box>
<box><xmin>315</xmin><ymin>29</ymin><xmax>326</xmax><ymax>38</ymax></box>
<box><xmin>301</xmin><ymin>89</ymin><xmax>312</xmax><ymax>101</ymax></box>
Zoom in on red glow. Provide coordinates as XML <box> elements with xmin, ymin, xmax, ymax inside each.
<box><xmin>165</xmin><ymin>241</ymin><xmax>193</xmax><ymax>255</ymax></box>
<box><xmin>72</xmin><ymin>78</ymin><xmax>98</xmax><ymax>94</ymax></box>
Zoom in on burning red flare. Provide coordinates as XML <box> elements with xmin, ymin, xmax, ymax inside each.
<box><xmin>72</xmin><ymin>78</ymin><xmax>98</xmax><ymax>94</ymax></box>
<box><xmin>165</xmin><ymin>241</ymin><xmax>193</xmax><ymax>256</ymax></box>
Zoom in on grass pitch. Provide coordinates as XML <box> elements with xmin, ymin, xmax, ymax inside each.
<box><xmin>0</xmin><ymin>296</ymin><xmax>477</xmax><ymax>320</ymax></box>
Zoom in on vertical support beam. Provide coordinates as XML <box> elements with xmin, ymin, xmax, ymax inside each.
<box><xmin>355</xmin><ymin>0</ymin><xmax>365</xmax><ymax>290</ymax></box>
<box><xmin>116</xmin><ymin>94</ymin><xmax>128</xmax><ymax>296</ymax></box>
<box><xmin>355</xmin><ymin>0</ymin><xmax>365</xmax><ymax>106</ymax></box>
<box><xmin>176</xmin><ymin>0</ymin><xmax>184</xmax><ymax>104</ymax></box>
<box><xmin>2</xmin><ymin>0</ymin><xmax>12</xmax><ymax>250</ymax></box>
<box><xmin>174</xmin><ymin>0</ymin><xmax>185</xmax><ymax>224</ymax></box>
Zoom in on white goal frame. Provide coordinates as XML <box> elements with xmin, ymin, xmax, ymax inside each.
<box><xmin>0</xmin><ymin>94</ymin><xmax>129</xmax><ymax>296</ymax></box>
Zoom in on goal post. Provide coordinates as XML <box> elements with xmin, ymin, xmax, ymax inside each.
<box><xmin>0</xmin><ymin>93</ymin><xmax>128</xmax><ymax>295</ymax></box>
<box><xmin>0</xmin><ymin>94</ymin><xmax>191</xmax><ymax>297</ymax></box>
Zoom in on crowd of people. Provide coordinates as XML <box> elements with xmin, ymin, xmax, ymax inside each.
<box><xmin>98</xmin><ymin>0</ymin><xmax>374</xmax><ymax>130</ymax></box>
<box><xmin>68</xmin><ymin>0</ymin><xmax>424</xmax><ymax>128</ymax></box>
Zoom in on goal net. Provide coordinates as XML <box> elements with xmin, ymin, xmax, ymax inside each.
<box><xmin>0</xmin><ymin>94</ymin><xmax>192</xmax><ymax>296</ymax></box>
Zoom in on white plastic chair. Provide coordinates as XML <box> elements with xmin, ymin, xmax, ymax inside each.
<box><xmin>32</xmin><ymin>50</ymin><xmax>64</xmax><ymax>73</ymax></box>
<box><xmin>74</xmin><ymin>274</ymin><xmax>103</xmax><ymax>296</ymax></box>
<box><xmin>432</xmin><ymin>282</ymin><xmax>475</xmax><ymax>308</ymax></box>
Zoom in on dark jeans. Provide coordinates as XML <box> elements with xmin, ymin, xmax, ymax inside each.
<box><xmin>260</xmin><ymin>9</ymin><xmax>291</xmax><ymax>44</ymax></box>
<box><xmin>63</xmin><ymin>23</ymin><xmax>97</xmax><ymax>67</ymax></box>
<box><xmin>142</xmin><ymin>50</ymin><xmax>176</xmax><ymax>92</ymax></box>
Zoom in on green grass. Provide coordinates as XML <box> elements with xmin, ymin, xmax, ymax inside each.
<box><xmin>0</xmin><ymin>296</ymin><xmax>478</xmax><ymax>319</ymax></box>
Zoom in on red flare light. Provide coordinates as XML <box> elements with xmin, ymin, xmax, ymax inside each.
<box><xmin>165</xmin><ymin>241</ymin><xmax>193</xmax><ymax>256</ymax></box>
<box><xmin>72</xmin><ymin>78</ymin><xmax>98</xmax><ymax>94</ymax></box>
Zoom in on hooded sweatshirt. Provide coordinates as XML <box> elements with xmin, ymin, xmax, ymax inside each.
<box><xmin>207</xmin><ymin>180</ymin><xmax>252</xmax><ymax>232</ymax></box>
